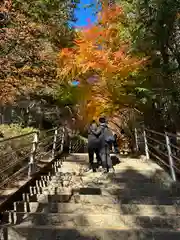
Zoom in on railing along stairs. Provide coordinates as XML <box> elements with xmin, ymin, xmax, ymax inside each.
<box><xmin>135</xmin><ymin>128</ymin><xmax>180</xmax><ymax>182</ymax></box>
<box><xmin>0</xmin><ymin>127</ymin><xmax>66</xmax><ymax>189</ymax></box>
<box><xmin>1</xmin><ymin>124</ymin><xmax>179</xmax><ymax>190</ymax></box>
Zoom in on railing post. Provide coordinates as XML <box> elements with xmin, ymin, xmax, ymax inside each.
<box><xmin>143</xmin><ymin>129</ymin><xmax>149</xmax><ymax>160</ymax></box>
<box><xmin>165</xmin><ymin>132</ymin><xmax>176</xmax><ymax>181</ymax></box>
<box><xmin>60</xmin><ymin>127</ymin><xmax>65</xmax><ymax>152</ymax></box>
<box><xmin>69</xmin><ymin>139</ymin><xmax>72</xmax><ymax>153</ymax></box>
<box><xmin>28</xmin><ymin>132</ymin><xmax>38</xmax><ymax>177</ymax></box>
<box><xmin>52</xmin><ymin>128</ymin><xmax>58</xmax><ymax>159</ymax></box>
<box><xmin>134</xmin><ymin>128</ymin><xmax>139</xmax><ymax>152</ymax></box>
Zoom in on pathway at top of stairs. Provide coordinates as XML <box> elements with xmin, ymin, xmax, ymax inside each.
<box><xmin>1</xmin><ymin>153</ymin><xmax>180</xmax><ymax>240</ymax></box>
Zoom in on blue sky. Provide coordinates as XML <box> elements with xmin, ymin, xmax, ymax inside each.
<box><xmin>70</xmin><ymin>0</ymin><xmax>99</xmax><ymax>28</ymax></box>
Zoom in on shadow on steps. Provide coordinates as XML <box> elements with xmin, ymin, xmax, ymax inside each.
<box><xmin>2</xmin><ymin>225</ymin><xmax>180</xmax><ymax>239</ymax></box>
<box><xmin>3</xmin><ymin>157</ymin><xmax>180</xmax><ymax>239</ymax></box>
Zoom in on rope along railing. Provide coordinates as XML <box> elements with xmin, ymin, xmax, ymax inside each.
<box><xmin>0</xmin><ymin>127</ymin><xmax>66</xmax><ymax>188</ymax></box>
<box><xmin>135</xmin><ymin>128</ymin><xmax>180</xmax><ymax>182</ymax></box>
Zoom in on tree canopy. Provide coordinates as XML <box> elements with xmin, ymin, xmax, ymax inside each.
<box><xmin>58</xmin><ymin>4</ymin><xmax>147</xmax><ymax>129</ymax></box>
<box><xmin>1</xmin><ymin>0</ymin><xmax>180</xmax><ymax>136</ymax></box>
<box><xmin>0</xmin><ymin>0</ymin><xmax>78</xmax><ymax>104</ymax></box>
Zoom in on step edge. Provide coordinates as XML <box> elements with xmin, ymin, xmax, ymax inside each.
<box><xmin>2</xmin><ymin>225</ymin><xmax>180</xmax><ymax>232</ymax></box>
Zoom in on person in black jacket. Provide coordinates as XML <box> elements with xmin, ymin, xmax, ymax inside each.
<box><xmin>98</xmin><ymin>117</ymin><xmax>114</xmax><ymax>173</ymax></box>
<box><xmin>86</xmin><ymin>120</ymin><xmax>102</xmax><ymax>172</ymax></box>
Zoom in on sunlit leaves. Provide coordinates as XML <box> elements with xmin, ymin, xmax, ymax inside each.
<box><xmin>59</xmin><ymin>5</ymin><xmax>145</xmax><ymax>81</ymax></box>
<box><xmin>58</xmin><ymin>4</ymin><xmax>146</xmax><ymax>124</ymax></box>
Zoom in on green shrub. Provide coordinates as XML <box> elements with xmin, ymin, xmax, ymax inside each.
<box><xmin>0</xmin><ymin>124</ymin><xmax>36</xmax><ymax>139</ymax></box>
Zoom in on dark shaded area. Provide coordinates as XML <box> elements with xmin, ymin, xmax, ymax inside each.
<box><xmin>110</xmin><ymin>155</ymin><xmax>120</xmax><ymax>166</ymax></box>
<box><xmin>74</xmin><ymin>187</ymin><xmax>102</xmax><ymax>195</ymax></box>
<box><xmin>107</xmin><ymin>168</ymin><xmax>177</xmax><ymax>204</ymax></box>
<box><xmin>0</xmin><ymin>227</ymin><xmax>159</xmax><ymax>240</ymax></box>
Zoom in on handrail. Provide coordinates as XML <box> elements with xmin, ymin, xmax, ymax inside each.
<box><xmin>145</xmin><ymin>127</ymin><xmax>179</xmax><ymax>139</ymax></box>
<box><xmin>0</xmin><ymin>126</ymin><xmax>66</xmax><ymax>188</ymax></box>
<box><xmin>148</xmin><ymin>150</ymin><xmax>170</xmax><ymax>168</ymax></box>
<box><xmin>144</xmin><ymin>128</ymin><xmax>165</xmax><ymax>137</ymax></box>
<box><xmin>168</xmin><ymin>141</ymin><xmax>180</xmax><ymax>152</ymax></box>
<box><xmin>0</xmin><ymin>131</ymin><xmax>37</xmax><ymax>144</ymax></box>
<box><xmin>171</xmin><ymin>154</ymin><xmax>180</xmax><ymax>165</ymax></box>
<box><xmin>135</xmin><ymin>127</ymin><xmax>180</xmax><ymax>182</ymax></box>
<box><xmin>165</xmin><ymin>131</ymin><xmax>179</xmax><ymax>138</ymax></box>
<box><xmin>0</xmin><ymin>127</ymin><xmax>61</xmax><ymax>145</ymax></box>
<box><xmin>146</xmin><ymin>135</ymin><xmax>166</xmax><ymax>147</ymax></box>
<box><xmin>147</xmin><ymin>142</ymin><xmax>169</xmax><ymax>159</ymax></box>
<box><xmin>42</xmin><ymin>127</ymin><xmax>58</xmax><ymax>133</ymax></box>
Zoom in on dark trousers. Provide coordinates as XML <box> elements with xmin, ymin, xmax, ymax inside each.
<box><xmin>88</xmin><ymin>147</ymin><xmax>102</xmax><ymax>169</ymax></box>
<box><xmin>99</xmin><ymin>145</ymin><xmax>112</xmax><ymax>170</ymax></box>
<box><xmin>113</xmin><ymin>140</ymin><xmax>119</xmax><ymax>153</ymax></box>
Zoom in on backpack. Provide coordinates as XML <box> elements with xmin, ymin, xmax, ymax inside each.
<box><xmin>103</xmin><ymin>127</ymin><xmax>115</xmax><ymax>144</ymax></box>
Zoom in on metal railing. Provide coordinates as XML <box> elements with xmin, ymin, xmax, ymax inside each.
<box><xmin>0</xmin><ymin>127</ymin><xmax>66</xmax><ymax>188</ymax></box>
<box><xmin>69</xmin><ymin>135</ymin><xmax>88</xmax><ymax>153</ymax></box>
<box><xmin>135</xmin><ymin>127</ymin><xmax>180</xmax><ymax>182</ymax></box>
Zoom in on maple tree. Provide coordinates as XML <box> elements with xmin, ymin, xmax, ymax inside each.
<box><xmin>58</xmin><ymin>4</ymin><xmax>146</xmax><ymax>127</ymax></box>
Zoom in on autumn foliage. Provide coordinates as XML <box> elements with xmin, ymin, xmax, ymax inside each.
<box><xmin>58</xmin><ymin>4</ymin><xmax>146</xmax><ymax>125</ymax></box>
<box><xmin>0</xmin><ymin>0</ymin><xmax>76</xmax><ymax>105</ymax></box>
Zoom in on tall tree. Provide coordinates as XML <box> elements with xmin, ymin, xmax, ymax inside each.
<box><xmin>128</xmin><ymin>0</ymin><xmax>180</xmax><ymax>131</ymax></box>
<box><xmin>0</xmin><ymin>0</ymin><xmax>78</xmax><ymax>104</ymax></box>
<box><xmin>58</xmin><ymin>3</ymin><xmax>146</xmax><ymax>128</ymax></box>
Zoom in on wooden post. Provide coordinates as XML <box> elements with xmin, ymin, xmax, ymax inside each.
<box><xmin>165</xmin><ymin>132</ymin><xmax>176</xmax><ymax>181</ymax></box>
<box><xmin>28</xmin><ymin>132</ymin><xmax>38</xmax><ymax>177</ymax></box>
<box><xmin>143</xmin><ymin>129</ymin><xmax>149</xmax><ymax>160</ymax></box>
<box><xmin>52</xmin><ymin>128</ymin><xmax>58</xmax><ymax>159</ymax></box>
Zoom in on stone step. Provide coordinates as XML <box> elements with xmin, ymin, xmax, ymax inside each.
<box><xmin>40</xmin><ymin>172</ymin><xmax>160</xmax><ymax>182</ymax></box>
<box><xmin>27</xmin><ymin>185</ymin><xmax>180</xmax><ymax>197</ymax></box>
<box><xmin>72</xmin><ymin>186</ymin><xmax>180</xmax><ymax>196</ymax></box>
<box><xmin>2</xmin><ymin>212</ymin><xmax>180</xmax><ymax>229</ymax></box>
<box><xmin>1</xmin><ymin>225</ymin><xmax>180</xmax><ymax>240</ymax></box>
<box><xmin>38</xmin><ymin>172</ymin><xmax>78</xmax><ymax>183</ymax></box>
<box><xmin>38</xmin><ymin>173</ymin><xmax>172</xmax><ymax>186</ymax></box>
<box><xmin>12</xmin><ymin>202</ymin><xmax>180</xmax><ymax>215</ymax></box>
<box><xmin>35</xmin><ymin>178</ymin><xmax>156</xmax><ymax>190</ymax></box>
<box><xmin>108</xmin><ymin>175</ymin><xmax>160</xmax><ymax>183</ymax></box>
<box><xmin>106</xmin><ymin>171</ymin><xmax>171</xmax><ymax>180</ymax></box>
<box><xmin>20</xmin><ymin>193</ymin><xmax>180</xmax><ymax>204</ymax></box>
<box><xmin>72</xmin><ymin>195</ymin><xmax>180</xmax><ymax>205</ymax></box>
<box><xmin>34</xmin><ymin>179</ymin><xmax>179</xmax><ymax>191</ymax></box>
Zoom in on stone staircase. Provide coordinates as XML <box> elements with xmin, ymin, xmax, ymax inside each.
<box><xmin>1</xmin><ymin>153</ymin><xmax>180</xmax><ymax>239</ymax></box>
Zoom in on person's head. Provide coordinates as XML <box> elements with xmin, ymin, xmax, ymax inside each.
<box><xmin>99</xmin><ymin>117</ymin><xmax>106</xmax><ymax>124</ymax></box>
